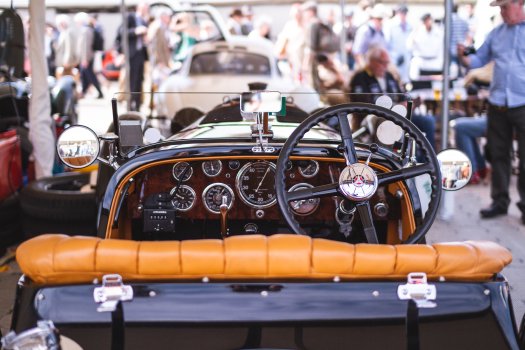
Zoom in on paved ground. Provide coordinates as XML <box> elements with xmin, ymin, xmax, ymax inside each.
<box><xmin>1</xmin><ymin>94</ymin><xmax>524</xmax><ymax>337</ymax></box>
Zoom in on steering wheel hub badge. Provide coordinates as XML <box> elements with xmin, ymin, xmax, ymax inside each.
<box><xmin>339</xmin><ymin>163</ymin><xmax>378</xmax><ymax>201</ymax></box>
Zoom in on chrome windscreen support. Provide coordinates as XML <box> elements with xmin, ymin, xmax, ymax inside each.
<box><xmin>99</xmin><ymin>133</ymin><xmax>120</xmax><ymax>170</ymax></box>
<box><xmin>251</xmin><ymin>112</ymin><xmax>275</xmax><ymax>153</ymax></box>
<box><xmin>94</xmin><ymin>274</ymin><xmax>133</xmax><ymax>312</ymax></box>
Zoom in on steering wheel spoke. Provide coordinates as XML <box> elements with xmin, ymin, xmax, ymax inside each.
<box><xmin>377</xmin><ymin>163</ymin><xmax>433</xmax><ymax>186</ymax></box>
<box><xmin>356</xmin><ymin>202</ymin><xmax>379</xmax><ymax>244</ymax></box>
<box><xmin>337</xmin><ymin>112</ymin><xmax>358</xmax><ymax>164</ymax></box>
<box><xmin>286</xmin><ymin>183</ymin><xmax>340</xmax><ymax>202</ymax></box>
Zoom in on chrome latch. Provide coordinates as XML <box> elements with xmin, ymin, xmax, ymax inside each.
<box><xmin>397</xmin><ymin>272</ymin><xmax>437</xmax><ymax>308</ymax></box>
<box><xmin>93</xmin><ymin>274</ymin><xmax>133</xmax><ymax>312</ymax></box>
<box><xmin>1</xmin><ymin>320</ymin><xmax>60</xmax><ymax>350</ymax></box>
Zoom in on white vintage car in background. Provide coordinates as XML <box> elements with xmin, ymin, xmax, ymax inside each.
<box><xmin>155</xmin><ymin>37</ymin><xmax>320</xmax><ymax>125</ymax></box>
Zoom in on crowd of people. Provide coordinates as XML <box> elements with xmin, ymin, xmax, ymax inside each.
<box><xmin>37</xmin><ymin>0</ymin><xmax>525</xmax><ymax>223</ymax></box>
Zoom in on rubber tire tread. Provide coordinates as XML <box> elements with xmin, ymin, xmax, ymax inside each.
<box><xmin>20</xmin><ymin>172</ymin><xmax>96</xmax><ymax>222</ymax></box>
<box><xmin>0</xmin><ymin>220</ymin><xmax>22</xmax><ymax>250</ymax></box>
<box><xmin>0</xmin><ymin>192</ymin><xmax>20</xmax><ymax>224</ymax></box>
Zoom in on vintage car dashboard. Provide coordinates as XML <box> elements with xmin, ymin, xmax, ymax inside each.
<box><xmin>116</xmin><ymin>152</ymin><xmax>410</xmax><ymax>242</ymax></box>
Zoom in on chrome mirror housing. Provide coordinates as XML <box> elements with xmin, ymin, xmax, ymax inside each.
<box><xmin>56</xmin><ymin>125</ymin><xmax>100</xmax><ymax>169</ymax></box>
<box><xmin>437</xmin><ymin>149</ymin><xmax>472</xmax><ymax>191</ymax></box>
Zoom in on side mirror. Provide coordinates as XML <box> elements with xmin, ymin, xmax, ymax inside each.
<box><xmin>437</xmin><ymin>149</ymin><xmax>472</xmax><ymax>191</ymax></box>
<box><xmin>240</xmin><ymin>91</ymin><xmax>282</xmax><ymax>114</ymax></box>
<box><xmin>56</xmin><ymin>125</ymin><xmax>100</xmax><ymax>169</ymax></box>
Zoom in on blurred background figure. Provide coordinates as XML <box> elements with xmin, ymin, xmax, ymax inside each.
<box><xmin>386</xmin><ymin>4</ymin><xmax>412</xmax><ymax>85</ymax></box>
<box><xmin>248</xmin><ymin>16</ymin><xmax>272</xmax><ymax>40</ymax></box>
<box><xmin>45</xmin><ymin>22</ymin><xmax>58</xmax><ymax>77</ymax></box>
<box><xmin>75</xmin><ymin>12</ymin><xmax>103</xmax><ymax>99</ymax></box>
<box><xmin>226</xmin><ymin>8</ymin><xmax>244</xmax><ymax>35</ymax></box>
<box><xmin>349</xmin><ymin>46</ymin><xmax>436</xmax><ymax>149</ymax></box>
<box><xmin>170</xmin><ymin>12</ymin><xmax>197</xmax><ymax>62</ymax></box>
<box><xmin>353</xmin><ymin>0</ymin><xmax>372</xmax><ymax>27</ymax></box>
<box><xmin>241</xmin><ymin>5</ymin><xmax>255</xmax><ymax>35</ymax></box>
<box><xmin>275</xmin><ymin>2</ymin><xmax>305</xmax><ymax>83</ymax></box>
<box><xmin>408</xmin><ymin>13</ymin><xmax>444</xmax><ymax>80</ymax></box>
<box><xmin>450</xmin><ymin>4</ymin><xmax>471</xmax><ymax>77</ymax></box>
<box><xmin>451</xmin><ymin>115</ymin><xmax>488</xmax><ymax>184</ymax></box>
<box><xmin>352</xmin><ymin>4</ymin><xmax>390</xmax><ymax>69</ymax></box>
<box><xmin>54</xmin><ymin>14</ymin><xmax>79</xmax><ymax>78</ymax></box>
<box><xmin>147</xmin><ymin>7</ymin><xmax>172</xmax><ymax>88</ymax></box>
<box><xmin>316</xmin><ymin>53</ymin><xmax>347</xmax><ymax>105</ymax></box>
<box><xmin>115</xmin><ymin>2</ymin><xmax>149</xmax><ymax>111</ymax></box>
<box><xmin>333</xmin><ymin>7</ymin><xmax>357</xmax><ymax>70</ymax></box>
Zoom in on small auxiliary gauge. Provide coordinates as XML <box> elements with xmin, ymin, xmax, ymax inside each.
<box><xmin>298</xmin><ymin>160</ymin><xmax>319</xmax><ymax>178</ymax></box>
<box><xmin>172</xmin><ymin>162</ymin><xmax>193</xmax><ymax>182</ymax></box>
<box><xmin>202</xmin><ymin>160</ymin><xmax>222</xmax><ymax>177</ymax></box>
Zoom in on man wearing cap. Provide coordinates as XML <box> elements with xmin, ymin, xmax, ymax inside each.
<box><xmin>458</xmin><ymin>0</ymin><xmax>525</xmax><ymax>223</ymax></box>
<box><xmin>352</xmin><ymin>4</ymin><xmax>390</xmax><ymax>69</ymax></box>
<box><xmin>386</xmin><ymin>4</ymin><xmax>412</xmax><ymax>84</ymax></box>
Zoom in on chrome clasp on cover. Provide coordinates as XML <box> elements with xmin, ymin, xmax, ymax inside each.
<box><xmin>397</xmin><ymin>272</ymin><xmax>437</xmax><ymax>308</ymax></box>
<box><xmin>93</xmin><ymin>274</ymin><xmax>133</xmax><ymax>312</ymax></box>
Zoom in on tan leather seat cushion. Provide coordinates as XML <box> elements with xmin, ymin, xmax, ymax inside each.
<box><xmin>17</xmin><ymin>234</ymin><xmax>512</xmax><ymax>285</ymax></box>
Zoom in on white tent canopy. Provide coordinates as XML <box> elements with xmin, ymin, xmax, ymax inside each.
<box><xmin>29</xmin><ymin>0</ymin><xmax>54</xmax><ymax>178</ymax></box>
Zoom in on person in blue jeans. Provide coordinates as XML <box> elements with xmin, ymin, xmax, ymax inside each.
<box><xmin>451</xmin><ymin>115</ymin><xmax>488</xmax><ymax>184</ymax></box>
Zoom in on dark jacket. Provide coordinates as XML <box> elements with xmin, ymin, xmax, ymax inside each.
<box><xmin>349</xmin><ymin>69</ymin><xmax>403</xmax><ymax>103</ymax></box>
<box><xmin>115</xmin><ymin>13</ymin><xmax>148</xmax><ymax>60</ymax></box>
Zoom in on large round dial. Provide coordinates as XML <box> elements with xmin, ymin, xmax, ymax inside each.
<box><xmin>202</xmin><ymin>160</ymin><xmax>222</xmax><ymax>177</ymax></box>
<box><xmin>236</xmin><ymin>161</ymin><xmax>277</xmax><ymax>209</ymax></box>
<box><xmin>288</xmin><ymin>183</ymin><xmax>320</xmax><ymax>216</ymax></box>
<box><xmin>202</xmin><ymin>183</ymin><xmax>234</xmax><ymax>214</ymax></box>
<box><xmin>172</xmin><ymin>162</ymin><xmax>193</xmax><ymax>182</ymax></box>
<box><xmin>170</xmin><ymin>185</ymin><xmax>196</xmax><ymax>211</ymax></box>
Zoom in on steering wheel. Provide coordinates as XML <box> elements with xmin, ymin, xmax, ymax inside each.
<box><xmin>275</xmin><ymin>102</ymin><xmax>442</xmax><ymax>244</ymax></box>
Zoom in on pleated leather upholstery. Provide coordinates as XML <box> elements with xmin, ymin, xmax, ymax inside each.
<box><xmin>16</xmin><ymin>234</ymin><xmax>512</xmax><ymax>285</ymax></box>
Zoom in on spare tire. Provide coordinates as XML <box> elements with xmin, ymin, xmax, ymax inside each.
<box><xmin>20</xmin><ymin>172</ymin><xmax>96</xmax><ymax>222</ymax></box>
<box><xmin>0</xmin><ymin>192</ymin><xmax>20</xmax><ymax>224</ymax></box>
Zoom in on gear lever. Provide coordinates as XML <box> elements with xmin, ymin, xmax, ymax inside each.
<box><xmin>220</xmin><ymin>195</ymin><xmax>229</xmax><ymax>239</ymax></box>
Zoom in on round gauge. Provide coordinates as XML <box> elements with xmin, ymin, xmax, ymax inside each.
<box><xmin>170</xmin><ymin>185</ymin><xmax>196</xmax><ymax>212</ymax></box>
<box><xmin>228</xmin><ymin>160</ymin><xmax>240</xmax><ymax>170</ymax></box>
<box><xmin>236</xmin><ymin>161</ymin><xmax>277</xmax><ymax>209</ymax></box>
<box><xmin>202</xmin><ymin>183</ymin><xmax>234</xmax><ymax>214</ymax></box>
<box><xmin>298</xmin><ymin>160</ymin><xmax>319</xmax><ymax>178</ymax></box>
<box><xmin>288</xmin><ymin>183</ymin><xmax>320</xmax><ymax>216</ymax></box>
<box><xmin>202</xmin><ymin>160</ymin><xmax>222</xmax><ymax>177</ymax></box>
<box><xmin>172</xmin><ymin>162</ymin><xmax>193</xmax><ymax>182</ymax></box>
<box><xmin>285</xmin><ymin>160</ymin><xmax>293</xmax><ymax>171</ymax></box>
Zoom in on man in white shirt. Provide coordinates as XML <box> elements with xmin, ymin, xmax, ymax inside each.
<box><xmin>408</xmin><ymin>13</ymin><xmax>444</xmax><ymax>80</ymax></box>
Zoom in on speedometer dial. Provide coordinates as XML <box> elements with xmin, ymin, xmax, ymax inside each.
<box><xmin>236</xmin><ymin>161</ymin><xmax>276</xmax><ymax>209</ymax></box>
<box><xmin>202</xmin><ymin>183</ymin><xmax>234</xmax><ymax>214</ymax></box>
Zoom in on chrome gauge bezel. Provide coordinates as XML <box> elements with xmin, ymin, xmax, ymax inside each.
<box><xmin>202</xmin><ymin>183</ymin><xmax>234</xmax><ymax>214</ymax></box>
<box><xmin>288</xmin><ymin>183</ymin><xmax>320</xmax><ymax>216</ymax></box>
<box><xmin>202</xmin><ymin>160</ymin><xmax>222</xmax><ymax>177</ymax></box>
<box><xmin>236</xmin><ymin>161</ymin><xmax>277</xmax><ymax>209</ymax></box>
<box><xmin>172</xmin><ymin>162</ymin><xmax>193</xmax><ymax>182</ymax></box>
<box><xmin>169</xmin><ymin>185</ymin><xmax>196</xmax><ymax>212</ymax></box>
<box><xmin>298</xmin><ymin>160</ymin><xmax>319</xmax><ymax>178</ymax></box>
